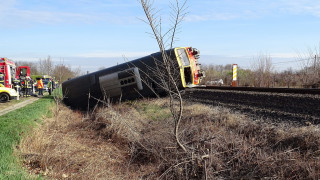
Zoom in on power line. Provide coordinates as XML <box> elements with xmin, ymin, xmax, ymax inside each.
<box><xmin>238</xmin><ymin>58</ymin><xmax>312</xmax><ymax>69</ymax></box>
<box><xmin>271</xmin><ymin>57</ymin><xmax>312</xmax><ymax>65</ymax></box>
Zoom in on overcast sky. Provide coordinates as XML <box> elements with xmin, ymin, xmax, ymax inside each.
<box><xmin>1</xmin><ymin>0</ymin><xmax>319</xmax><ymax>72</ymax></box>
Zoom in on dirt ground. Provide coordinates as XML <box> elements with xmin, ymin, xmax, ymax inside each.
<box><xmin>19</xmin><ymin>102</ymin><xmax>157</xmax><ymax>179</ymax></box>
<box><xmin>0</xmin><ymin>96</ymin><xmax>39</xmax><ymax>116</ymax></box>
<box><xmin>18</xmin><ymin>98</ymin><xmax>320</xmax><ymax>179</ymax></box>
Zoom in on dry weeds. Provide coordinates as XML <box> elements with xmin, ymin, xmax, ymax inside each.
<box><xmin>19</xmin><ymin>104</ymin><xmax>156</xmax><ymax>179</ymax></box>
<box><xmin>19</xmin><ymin>98</ymin><xmax>320</xmax><ymax>179</ymax></box>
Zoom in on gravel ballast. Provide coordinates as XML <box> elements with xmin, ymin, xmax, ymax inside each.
<box><xmin>183</xmin><ymin>88</ymin><xmax>320</xmax><ymax>126</ymax></box>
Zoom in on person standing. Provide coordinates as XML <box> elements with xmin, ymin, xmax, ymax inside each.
<box><xmin>37</xmin><ymin>78</ymin><xmax>44</xmax><ymax>96</ymax></box>
<box><xmin>47</xmin><ymin>78</ymin><xmax>52</xmax><ymax>95</ymax></box>
<box><xmin>25</xmin><ymin>76</ymin><xmax>32</xmax><ymax>97</ymax></box>
<box><xmin>21</xmin><ymin>78</ymin><xmax>26</xmax><ymax>95</ymax></box>
<box><xmin>22</xmin><ymin>78</ymin><xmax>28</xmax><ymax>97</ymax></box>
<box><xmin>29</xmin><ymin>77</ymin><xmax>34</xmax><ymax>95</ymax></box>
<box><xmin>52</xmin><ymin>79</ymin><xmax>56</xmax><ymax>90</ymax></box>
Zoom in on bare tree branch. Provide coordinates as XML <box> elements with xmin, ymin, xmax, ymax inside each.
<box><xmin>140</xmin><ymin>0</ymin><xmax>188</xmax><ymax>152</ymax></box>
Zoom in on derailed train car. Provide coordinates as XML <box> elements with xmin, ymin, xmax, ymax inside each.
<box><xmin>62</xmin><ymin>47</ymin><xmax>204</xmax><ymax>109</ymax></box>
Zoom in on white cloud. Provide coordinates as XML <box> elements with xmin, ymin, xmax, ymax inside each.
<box><xmin>270</xmin><ymin>53</ymin><xmax>297</xmax><ymax>59</ymax></box>
<box><xmin>0</xmin><ymin>0</ymin><xmax>16</xmax><ymax>11</ymax></box>
<box><xmin>0</xmin><ymin>0</ymin><xmax>16</xmax><ymax>19</ymax></box>
<box><xmin>8</xmin><ymin>10</ymin><xmax>99</xmax><ymax>25</ymax></box>
<box><xmin>281</xmin><ymin>0</ymin><xmax>320</xmax><ymax>17</ymax></box>
<box><xmin>186</xmin><ymin>13</ymin><xmax>239</xmax><ymax>21</ymax></box>
<box><xmin>187</xmin><ymin>0</ymin><xmax>320</xmax><ymax>23</ymax></box>
<box><xmin>0</xmin><ymin>0</ymin><xmax>141</xmax><ymax>27</ymax></box>
<box><xmin>11</xmin><ymin>57</ymin><xmax>39</xmax><ymax>62</ymax></box>
<box><xmin>74</xmin><ymin>51</ymin><xmax>152</xmax><ymax>58</ymax></box>
<box><xmin>0</xmin><ymin>4</ymin><xmax>98</xmax><ymax>26</ymax></box>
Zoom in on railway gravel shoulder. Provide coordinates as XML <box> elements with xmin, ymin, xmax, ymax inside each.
<box><xmin>183</xmin><ymin>88</ymin><xmax>320</xmax><ymax>125</ymax></box>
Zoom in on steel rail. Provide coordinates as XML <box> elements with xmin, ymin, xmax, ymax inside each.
<box><xmin>184</xmin><ymin>87</ymin><xmax>320</xmax><ymax>125</ymax></box>
<box><xmin>195</xmin><ymin>86</ymin><xmax>320</xmax><ymax>95</ymax></box>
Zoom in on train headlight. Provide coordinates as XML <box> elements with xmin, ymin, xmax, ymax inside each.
<box><xmin>192</xmin><ymin>48</ymin><xmax>200</xmax><ymax>59</ymax></box>
<box><xmin>192</xmin><ymin>48</ymin><xmax>200</xmax><ymax>55</ymax></box>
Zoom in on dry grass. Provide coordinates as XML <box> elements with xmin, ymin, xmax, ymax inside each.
<box><xmin>19</xmin><ymin>104</ymin><xmax>156</xmax><ymax>179</ymax></box>
<box><xmin>19</xmin><ymin>98</ymin><xmax>320</xmax><ymax>179</ymax></box>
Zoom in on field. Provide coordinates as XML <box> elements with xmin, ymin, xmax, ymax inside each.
<box><xmin>16</xmin><ymin>97</ymin><xmax>320</xmax><ymax>179</ymax></box>
<box><xmin>0</xmin><ymin>87</ymin><xmax>319</xmax><ymax>179</ymax></box>
<box><xmin>0</xmin><ymin>96</ymin><xmax>54</xmax><ymax>179</ymax></box>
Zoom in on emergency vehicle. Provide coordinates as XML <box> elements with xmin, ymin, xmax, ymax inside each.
<box><xmin>0</xmin><ymin>57</ymin><xmax>30</xmax><ymax>88</ymax></box>
<box><xmin>0</xmin><ymin>84</ymin><xmax>18</xmax><ymax>102</ymax></box>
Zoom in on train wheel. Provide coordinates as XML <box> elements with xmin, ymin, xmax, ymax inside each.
<box><xmin>0</xmin><ymin>93</ymin><xmax>9</xmax><ymax>103</ymax></box>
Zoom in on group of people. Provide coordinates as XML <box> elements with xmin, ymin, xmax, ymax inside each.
<box><xmin>22</xmin><ymin>76</ymin><xmax>34</xmax><ymax>97</ymax></box>
<box><xmin>13</xmin><ymin>77</ymin><xmax>56</xmax><ymax>97</ymax></box>
<box><xmin>36</xmin><ymin>78</ymin><xmax>55</xmax><ymax>96</ymax></box>
<box><xmin>0</xmin><ymin>74</ymin><xmax>57</xmax><ymax>97</ymax></box>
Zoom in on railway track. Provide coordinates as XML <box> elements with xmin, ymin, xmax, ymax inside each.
<box><xmin>197</xmin><ymin>85</ymin><xmax>320</xmax><ymax>95</ymax></box>
<box><xmin>183</xmin><ymin>86</ymin><xmax>320</xmax><ymax>126</ymax></box>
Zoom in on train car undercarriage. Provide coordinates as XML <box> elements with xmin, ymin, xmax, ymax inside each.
<box><xmin>62</xmin><ymin>47</ymin><xmax>204</xmax><ymax>109</ymax></box>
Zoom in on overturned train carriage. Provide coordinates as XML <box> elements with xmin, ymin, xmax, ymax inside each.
<box><xmin>62</xmin><ymin>47</ymin><xmax>204</xmax><ymax>109</ymax></box>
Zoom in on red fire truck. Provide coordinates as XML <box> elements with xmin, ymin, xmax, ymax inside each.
<box><xmin>0</xmin><ymin>57</ymin><xmax>30</xmax><ymax>88</ymax></box>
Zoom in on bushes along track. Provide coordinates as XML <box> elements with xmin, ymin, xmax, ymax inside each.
<box><xmin>20</xmin><ymin>99</ymin><xmax>320</xmax><ymax>179</ymax></box>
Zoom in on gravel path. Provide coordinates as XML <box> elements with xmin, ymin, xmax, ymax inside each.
<box><xmin>0</xmin><ymin>97</ymin><xmax>39</xmax><ymax>116</ymax></box>
<box><xmin>183</xmin><ymin>88</ymin><xmax>320</xmax><ymax>126</ymax></box>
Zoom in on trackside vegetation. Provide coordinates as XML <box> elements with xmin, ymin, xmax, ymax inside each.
<box><xmin>18</xmin><ymin>98</ymin><xmax>320</xmax><ymax>179</ymax></box>
<box><xmin>0</xmin><ymin>96</ymin><xmax>54</xmax><ymax>179</ymax></box>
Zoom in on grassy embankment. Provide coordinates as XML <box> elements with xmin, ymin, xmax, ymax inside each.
<box><xmin>20</xmin><ymin>98</ymin><xmax>320</xmax><ymax>179</ymax></box>
<box><xmin>0</xmin><ymin>96</ymin><xmax>54</xmax><ymax>179</ymax></box>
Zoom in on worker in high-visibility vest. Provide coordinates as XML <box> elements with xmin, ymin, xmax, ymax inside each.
<box><xmin>25</xmin><ymin>76</ymin><xmax>32</xmax><ymax>97</ymax></box>
<box><xmin>29</xmin><ymin>77</ymin><xmax>34</xmax><ymax>95</ymax></box>
<box><xmin>47</xmin><ymin>78</ymin><xmax>53</xmax><ymax>95</ymax></box>
<box><xmin>37</xmin><ymin>78</ymin><xmax>44</xmax><ymax>96</ymax></box>
<box><xmin>23</xmin><ymin>78</ymin><xmax>28</xmax><ymax>97</ymax></box>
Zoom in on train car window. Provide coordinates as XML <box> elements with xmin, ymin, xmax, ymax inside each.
<box><xmin>177</xmin><ymin>49</ymin><xmax>190</xmax><ymax>66</ymax></box>
<box><xmin>184</xmin><ymin>67</ymin><xmax>192</xmax><ymax>84</ymax></box>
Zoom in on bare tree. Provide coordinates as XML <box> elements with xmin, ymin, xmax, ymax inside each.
<box><xmin>39</xmin><ymin>56</ymin><xmax>54</xmax><ymax>76</ymax></box>
<box><xmin>140</xmin><ymin>0</ymin><xmax>188</xmax><ymax>151</ymax></box>
<box><xmin>53</xmin><ymin>64</ymin><xmax>75</xmax><ymax>83</ymax></box>
<box><xmin>15</xmin><ymin>61</ymin><xmax>39</xmax><ymax>75</ymax></box>
<box><xmin>72</xmin><ymin>66</ymin><xmax>82</xmax><ymax>77</ymax></box>
<box><xmin>283</xmin><ymin>68</ymin><xmax>294</xmax><ymax>88</ymax></box>
<box><xmin>298</xmin><ymin>44</ymin><xmax>320</xmax><ymax>87</ymax></box>
<box><xmin>251</xmin><ymin>53</ymin><xmax>273</xmax><ymax>87</ymax></box>
<box><xmin>238</xmin><ymin>68</ymin><xmax>254</xmax><ymax>87</ymax></box>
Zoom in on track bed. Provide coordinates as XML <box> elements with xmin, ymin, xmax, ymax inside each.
<box><xmin>183</xmin><ymin>87</ymin><xmax>320</xmax><ymax>126</ymax></box>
